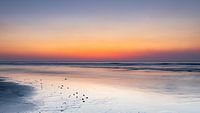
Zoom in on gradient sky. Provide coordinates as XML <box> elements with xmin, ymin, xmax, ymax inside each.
<box><xmin>0</xmin><ymin>0</ymin><xmax>200</xmax><ymax>61</ymax></box>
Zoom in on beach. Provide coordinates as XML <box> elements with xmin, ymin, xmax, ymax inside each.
<box><xmin>0</xmin><ymin>62</ymin><xmax>200</xmax><ymax>113</ymax></box>
<box><xmin>0</xmin><ymin>77</ymin><xmax>34</xmax><ymax>113</ymax></box>
<box><xmin>1</xmin><ymin>0</ymin><xmax>200</xmax><ymax>113</ymax></box>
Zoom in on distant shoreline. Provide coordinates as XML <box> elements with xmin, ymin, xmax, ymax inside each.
<box><xmin>0</xmin><ymin>61</ymin><xmax>199</xmax><ymax>72</ymax></box>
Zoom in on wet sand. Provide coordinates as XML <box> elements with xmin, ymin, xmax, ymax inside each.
<box><xmin>0</xmin><ymin>64</ymin><xmax>200</xmax><ymax>113</ymax></box>
<box><xmin>0</xmin><ymin>77</ymin><xmax>34</xmax><ymax>113</ymax></box>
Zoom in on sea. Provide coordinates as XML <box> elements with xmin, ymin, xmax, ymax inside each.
<box><xmin>0</xmin><ymin>61</ymin><xmax>200</xmax><ymax>113</ymax></box>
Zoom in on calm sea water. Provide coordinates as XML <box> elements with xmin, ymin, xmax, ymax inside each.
<box><xmin>0</xmin><ymin>62</ymin><xmax>200</xmax><ymax>113</ymax></box>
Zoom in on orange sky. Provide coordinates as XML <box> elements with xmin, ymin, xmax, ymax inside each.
<box><xmin>0</xmin><ymin>0</ymin><xmax>200</xmax><ymax>61</ymax></box>
<box><xmin>1</xmin><ymin>19</ymin><xmax>200</xmax><ymax>60</ymax></box>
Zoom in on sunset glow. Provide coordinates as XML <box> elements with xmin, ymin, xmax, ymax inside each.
<box><xmin>0</xmin><ymin>0</ymin><xmax>200</xmax><ymax>61</ymax></box>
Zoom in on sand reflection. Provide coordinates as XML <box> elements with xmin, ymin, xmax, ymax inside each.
<box><xmin>0</xmin><ymin>65</ymin><xmax>200</xmax><ymax>113</ymax></box>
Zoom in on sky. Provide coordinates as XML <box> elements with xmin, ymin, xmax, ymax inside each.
<box><xmin>0</xmin><ymin>0</ymin><xmax>200</xmax><ymax>61</ymax></box>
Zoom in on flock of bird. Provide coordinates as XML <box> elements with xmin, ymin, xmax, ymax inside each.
<box><xmin>22</xmin><ymin>76</ymin><xmax>89</xmax><ymax>113</ymax></box>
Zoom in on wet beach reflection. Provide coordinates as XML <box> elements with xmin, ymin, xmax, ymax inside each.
<box><xmin>0</xmin><ymin>64</ymin><xmax>200</xmax><ymax>113</ymax></box>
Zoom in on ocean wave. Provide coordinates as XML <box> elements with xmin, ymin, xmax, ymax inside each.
<box><xmin>0</xmin><ymin>61</ymin><xmax>200</xmax><ymax>72</ymax></box>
